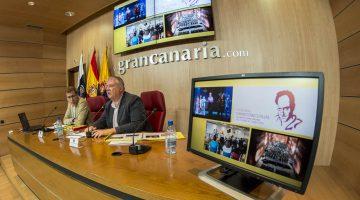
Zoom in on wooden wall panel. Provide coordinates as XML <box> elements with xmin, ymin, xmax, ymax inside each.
<box><xmin>0</xmin><ymin>101</ymin><xmax>66</xmax><ymax>125</ymax></box>
<box><xmin>330</xmin><ymin>124</ymin><xmax>360</xmax><ymax>193</ymax></box>
<box><xmin>66</xmin><ymin>0</ymin><xmax>340</xmax><ymax>165</ymax></box>
<box><xmin>338</xmin><ymin>97</ymin><xmax>360</xmax><ymax>130</ymax></box>
<box><xmin>0</xmin><ymin>25</ymin><xmax>66</xmax><ymax>156</ymax></box>
<box><xmin>0</xmin><ymin>41</ymin><xmax>43</xmax><ymax>58</ymax></box>
<box><xmin>43</xmin><ymin>32</ymin><xmax>67</xmax><ymax>47</ymax></box>
<box><xmin>0</xmin><ymin>57</ymin><xmax>65</xmax><ymax>73</ymax></box>
<box><xmin>0</xmin><ymin>25</ymin><xmax>43</xmax><ymax>43</ymax></box>
<box><xmin>334</xmin><ymin>0</ymin><xmax>360</xmax><ymax>41</ymax></box>
<box><xmin>329</xmin><ymin>0</ymin><xmax>355</xmax><ymax>16</ymax></box>
<box><xmin>0</xmin><ymin>73</ymin><xmax>65</xmax><ymax>90</ymax></box>
<box><xmin>338</xmin><ymin>32</ymin><xmax>360</xmax><ymax>67</ymax></box>
<box><xmin>0</xmin><ymin>87</ymin><xmax>66</xmax><ymax>109</ymax></box>
<box><xmin>42</xmin><ymin>45</ymin><xmax>66</xmax><ymax>60</ymax></box>
<box><xmin>330</xmin><ymin>0</ymin><xmax>360</xmax><ymax>195</ymax></box>
<box><xmin>340</xmin><ymin>67</ymin><xmax>360</xmax><ymax>96</ymax></box>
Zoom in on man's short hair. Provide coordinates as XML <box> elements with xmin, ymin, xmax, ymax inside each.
<box><xmin>109</xmin><ymin>76</ymin><xmax>125</xmax><ymax>88</ymax></box>
<box><xmin>275</xmin><ymin>90</ymin><xmax>295</xmax><ymax>112</ymax></box>
<box><xmin>66</xmin><ymin>86</ymin><xmax>77</xmax><ymax>94</ymax></box>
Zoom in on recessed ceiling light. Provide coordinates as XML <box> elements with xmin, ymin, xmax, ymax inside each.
<box><xmin>65</xmin><ymin>11</ymin><xmax>75</xmax><ymax>17</ymax></box>
<box><xmin>27</xmin><ymin>1</ymin><xmax>35</xmax><ymax>6</ymax></box>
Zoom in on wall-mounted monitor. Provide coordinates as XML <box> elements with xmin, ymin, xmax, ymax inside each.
<box><xmin>187</xmin><ymin>72</ymin><xmax>324</xmax><ymax>195</ymax></box>
<box><xmin>113</xmin><ymin>0</ymin><xmax>215</xmax><ymax>54</ymax></box>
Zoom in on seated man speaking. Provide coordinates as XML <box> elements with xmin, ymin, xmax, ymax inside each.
<box><xmin>63</xmin><ymin>86</ymin><xmax>91</xmax><ymax>126</ymax></box>
<box><xmin>90</xmin><ymin>76</ymin><xmax>147</xmax><ymax>138</ymax></box>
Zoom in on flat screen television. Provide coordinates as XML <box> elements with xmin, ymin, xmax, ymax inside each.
<box><xmin>187</xmin><ymin>72</ymin><xmax>324</xmax><ymax>195</ymax></box>
<box><xmin>113</xmin><ymin>0</ymin><xmax>215</xmax><ymax>54</ymax></box>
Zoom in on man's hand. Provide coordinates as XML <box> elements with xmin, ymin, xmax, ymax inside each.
<box><xmin>87</xmin><ymin>126</ymin><xmax>97</xmax><ymax>132</ymax></box>
<box><xmin>92</xmin><ymin>128</ymin><xmax>115</xmax><ymax>138</ymax></box>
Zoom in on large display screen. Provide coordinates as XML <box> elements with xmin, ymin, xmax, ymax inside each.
<box><xmin>187</xmin><ymin>72</ymin><xmax>324</xmax><ymax>194</ymax></box>
<box><xmin>114</xmin><ymin>0</ymin><xmax>214</xmax><ymax>54</ymax></box>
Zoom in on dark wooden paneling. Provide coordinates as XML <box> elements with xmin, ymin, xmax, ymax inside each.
<box><xmin>0</xmin><ymin>87</ymin><xmax>66</xmax><ymax>109</ymax></box>
<box><xmin>0</xmin><ymin>41</ymin><xmax>42</xmax><ymax>58</ymax></box>
<box><xmin>340</xmin><ymin>67</ymin><xmax>360</xmax><ymax>96</ymax></box>
<box><xmin>0</xmin><ymin>73</ymin><xmax>65</xmax><ymax>90</ymax></box>
<box><xmin>331</xmin><ymin>123</ymin><xmax>360</xmax><ymax>193</ymax></box>
<box><xmin>334</xmin><ymin>0</ymin><xmax>360</xmax><ymax>41</ymax></box>
<box><xmin>330</xmin><ymin>0</ymin><xmax>355</xmax><ymax>16</ymax></box>
<box><xmin>339</xmin><ymin>32</ymin><xmax>360</xmax><ymax>68</ymax></box>
<box><xmin>0</xmin><ymin>41</ymin><xmax>66</xmax><ymax>59</ymax></box>
<box><xmin>338</xmin><ymin>97</ymin><xmax>360</xmax><ymax>129</ymax></box>
<box><xmin>0</xmin><ymin>58</ymin><xmax>65</xmax><ymax>73</ymax></box>
<box><xmin>0</xmin><ymin>25</ymin><xmax>66</xmax><ymax>157</ymax></box>
<box><xmin>0</xmin><ymin>25</ymin><xmax>43</xmax><ymax>43</ymax></box>
<box><xmin>42</xmin><ymin>45</ymin><xmax>66</xmax><ymax>60</ymax></box>
<box><xmin>0</xmin><ymin>101</ymin><xmax>66</xmax><ymax>126</ymax></box>
<box><xmin>43</xmin><ymin>32</ymin><xmax>67</xmax><ymax>47</ymax></box>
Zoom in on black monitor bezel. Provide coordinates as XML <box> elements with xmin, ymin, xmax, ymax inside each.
<box><xmin>187</xmin><ymin>72</ymin><xmax>324</xmax><ymax>194</ymax></box>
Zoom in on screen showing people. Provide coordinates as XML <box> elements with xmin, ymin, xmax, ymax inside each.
<box><xmin>190</xmin><ymin>76</ymin><xmax>320</xmax><ymax>190</ymax></box>
<box><xmin>193</xmin><ymin>87</ymin><xmax>233</xmax><ymax>122</ymax></box>
<box><xmin>114</xmin><ymin>0</ymin><xmax>214</xmax><ymax>53</ymax></box>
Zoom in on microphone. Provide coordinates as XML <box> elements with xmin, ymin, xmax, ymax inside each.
<box><xmin>42</xmin><ymin>106</ymin><xmax>57</xmax><ymax>132</ymax></box>
<box><xmin>86</xmin><ymin>105</ymin><xmax>105</xmax><ymax>138</ymax></box>
<box><xmin>129</xmin><ymin>108</ymin><xmax>157</xmax><ymax>155</ymax></box>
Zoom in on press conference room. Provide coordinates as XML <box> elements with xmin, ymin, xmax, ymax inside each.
<box><xmin>0</xmin><ymin>0</ymin><xmax>359</xmax><ymax>199</ymax></box>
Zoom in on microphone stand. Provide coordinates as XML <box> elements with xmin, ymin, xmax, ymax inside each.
<box><xmin>86</xmin><ymin>105</ymin><xmax>105</xmax><ymax>138</ymax></box>
<box><xmin>41</xmin><ymin>106</ymin><xmax>57</xmax><ymax>133</ymax></box>
<box><xmin>128</xmin><ymin>108</ymin><xmax>157</xmax><ymax>155</ymax></box>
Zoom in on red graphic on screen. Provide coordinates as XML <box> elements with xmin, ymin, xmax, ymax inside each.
<box><xmin>275</xmin><ymin>90</ymin><xmax>303</xmax><ymax>130</ymax></box>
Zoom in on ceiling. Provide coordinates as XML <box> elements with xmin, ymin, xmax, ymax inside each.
<box><xmin>0</xmin><ymin>0</ymin><xmax>122</xmax><ymax>34</ymax></box>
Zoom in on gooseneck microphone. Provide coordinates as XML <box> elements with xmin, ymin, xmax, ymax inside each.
<box><xmin>129</xmin><ymin>108</ymin><xmax>157</xmax><ymax>155</ymax></box>
<box><xmin>42</xmin><ymin>106</ymin><xmax>57</xmax><ymax>132</ymax></box>
<box><xmin>86</xmin><ymin>105</ymin><xmax>105</xmax><ymax>138</ymax></box>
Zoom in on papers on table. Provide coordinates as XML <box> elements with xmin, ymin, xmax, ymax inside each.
<box><xmin>66</xmin><ymin>132</ymin><xmax>86</xmax><ymax>139</ymax></box>
<box><xmin>106</xmin><ymin>132</ymin><xmax>185</xmax><ymax>143</ymax></box>
<box><xmin>108</xmin><ymin>139</ymin><xmax>138</xmax><ymax>146</ymax></box>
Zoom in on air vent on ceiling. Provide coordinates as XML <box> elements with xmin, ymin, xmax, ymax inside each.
<box><xmin>26</xmin><ymin>24</ymin><xmax>44</xmax><ymax>29</ymax></box>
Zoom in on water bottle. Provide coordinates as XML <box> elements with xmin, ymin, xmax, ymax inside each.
<box><xmin>55</xmin><ymin>117</ymin><xmax>63</xmax><ymax>136</ymax></box>
<box><xmin>165</xmin><ymin>120</ymin><xmax>177</xmax><ymax>154</ymax></box>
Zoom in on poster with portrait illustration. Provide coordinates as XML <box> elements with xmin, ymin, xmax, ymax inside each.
<box><xmin>232</xmin><ymin>84</ymin><xmax>318</xmax><ymax>139</ymax></box>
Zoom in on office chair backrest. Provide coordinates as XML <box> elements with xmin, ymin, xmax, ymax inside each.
<box><xmin>141</xmin><ymin>91</ymin><xmax>166</xmax><ymax>132</ymax></box>
<box><xmin>86</xmin><ymin>96</ymin><xmax>107</xmax><ymax>122</ymax></box>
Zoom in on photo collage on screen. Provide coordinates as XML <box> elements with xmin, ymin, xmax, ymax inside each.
<box><xmin>193</xmin><ymin>87</ymin><xmax>233</xmax><ymax>122</ymax></box>
<box><xmin>193</xmin><ymin>83</ymin><xmax>316</xmax><ymax>183</ymax></box>
<box><xmin>204</xmin><ymin>121</ymin><xmax>250</xmax><ymax>163</ymax></box>
<box><xmin>114</xmin><ymin>0</ymin><xmax>147</xmax><ymax>29</ymax></box>
<box><xmin>114</xmin><ymin>0</ymin><xmax>214</xmax><ymax>48</ymax></box>
<box><xmin>246</xmin><ymin>129</ymin><xmax>312</xmax><ymax>181</ymax></box>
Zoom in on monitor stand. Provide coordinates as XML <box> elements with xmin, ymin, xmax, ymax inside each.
<box><xmin>198</xmin><ymin>165</ymin><xmax>284</xmax><ymax>200</ymax></box>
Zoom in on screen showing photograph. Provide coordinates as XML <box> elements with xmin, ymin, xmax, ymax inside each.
<box><xmin>193</xmin><ymin>87</ymin><xmax>233</xmax><ymax>122</ymax></box>
<box><xmin>204</xmin><ymin>121</ymin><xmax>250</xmax><ymax>162</ymax></box>
<box><xmin>126</xmin><ymin>17</ymin><xmax>164</xmax><ymax>47</ymax></box>
<box><xmin>246</xmin><ymin>129</ymin><xmax>312</xmax><ymax>181</ymax></box>
<box><xmin>114</xmin><ymin>0</ymin><xmax>147</xmax><ymax>29</ymax></box>
<box><xmin>165</xmin><ymin>6</ymin><xmax>214</xmax><ymax>37</ymax></box>
<box><xmin>155</xmin><ymin>0</ymin><xmax>211</xmax><ymax>15</ymax></box>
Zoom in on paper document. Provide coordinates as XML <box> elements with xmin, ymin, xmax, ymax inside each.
<box><xmin>106</xmin><ymin>132</ymin><xmax>185</xmax><ymax>143</ymax></box>
<box><xmin>108</xmin><ymin>139</ymin><xmax>138</xmax><ymax>146</ymax></box>
<box><xmin>66</xmin><ymin>132</ymin><xmax>86</xmax><ymax>139</ymax></box>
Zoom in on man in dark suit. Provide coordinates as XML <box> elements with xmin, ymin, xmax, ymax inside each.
<box><xmin>89</xmin><ymin>76</ymin><xmax>147</xmax><ymax>138</ymax></box>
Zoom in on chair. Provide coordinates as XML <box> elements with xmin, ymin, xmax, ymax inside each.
<box><xmin>86</xmin><ymin>96</ymin><xmax>107</xmax><ymax>122</ymax></box>
<box><xmin>141</xmin><ymin>91</ymin><xmax>166</xmax><ymax>132</ymax></box>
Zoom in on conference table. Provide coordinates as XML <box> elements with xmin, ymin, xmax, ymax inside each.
<box><xmin>8</xmin><ymin>129</ymin><xmax>240</xmax><ymax>200</ymax></box>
